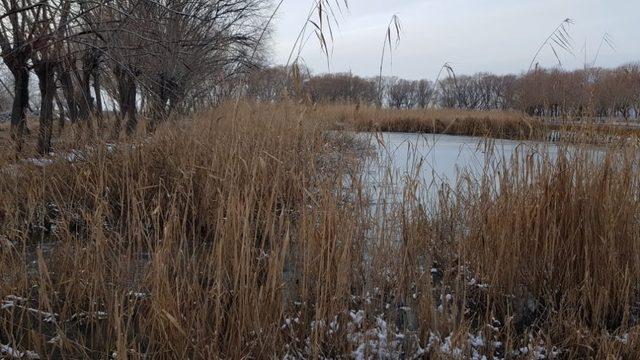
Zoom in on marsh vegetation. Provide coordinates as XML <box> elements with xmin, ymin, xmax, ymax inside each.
<box><xmin>2</xmin><ymin>1</ymin><xmax>640</xmax><ymax>359</ymax></box>
<box><xmin>2</xmin><ymin>102</ymin><xmax>640</xmax><ymax>358</ymax></box>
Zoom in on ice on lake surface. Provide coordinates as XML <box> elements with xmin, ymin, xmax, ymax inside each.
<box><xmin>358</xmin><ymin>132</ymin><xmax>566</xmax><ymax>208</ymax></box>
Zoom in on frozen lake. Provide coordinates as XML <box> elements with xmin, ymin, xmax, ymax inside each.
<box><xmin>358</xmin><ymin>132</ymin><xmax>565</xmax><ymax>209</ymax></box>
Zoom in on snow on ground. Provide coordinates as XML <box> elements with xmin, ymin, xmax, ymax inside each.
<box><xmin>2</xmin><ymin>295</ymin><xmax>58</xmax><ymax>324</ymax></box>
<box><xmin>21</xmin><ymin>143</ymin><xmax>118</xmax><ymax>169</ymax></box>
<box><xmin>0</xmin><ymin>344</ymin><xmax>40</xmax><ymax>359</ymax></box>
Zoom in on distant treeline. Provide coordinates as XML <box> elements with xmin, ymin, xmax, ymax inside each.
<box><xmin>245</xmin><ymin>64</ymin><xmax>640</xmax><ymax>120</ymax></box>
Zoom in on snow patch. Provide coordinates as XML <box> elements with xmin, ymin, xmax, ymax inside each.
<box><xmin>0</xmin><ymin>344</ymin><xmax>40</xmax><ymax>359</ymax></box>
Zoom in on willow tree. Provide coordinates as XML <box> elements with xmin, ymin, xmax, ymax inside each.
<box><xmin>0</xmin><ymin>0</ymin><xmax>42</xmax><ymax>151</ymax></box>
<box><xmin>130</xmin><ymin>0</ymin><xmax>272</xmax><ymax>130</ymax></box>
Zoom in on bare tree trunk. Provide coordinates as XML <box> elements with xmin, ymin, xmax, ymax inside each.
<box><xmin>55</xmin><ymin>93</ymin><xmax>66</xmax><ymax>134</ymax></box>
<box><xmin>148</xmin><ymin>75</ymin><xmax>171</xmax><ymax>132</ymax></box>
<box><xmin>93</xmin><ymin>71</ymin><xmax>104</xmax><ymax>129</ymax></box>
<box><xmin>77</xmin><ymin>61</ymin><xmax>94</xmax><ymax>126</ymax></box>
<box><xmin>125</xmin><ymin>77</ymin><xmax>138</xmax><ymax>135</ymax></box>
<box><xmin>9</xmin><ymin>62</ymin><xmax>30</xmax><ymax>153</ymax></box>
<box><xmin>59</xmin><ymin>66</ymin><xmax>78</xmax><ymax>124</ymax></box>
<box><xmin>76</xmin><ymin>65</ymin><xmax>94</xmax><ymax>137</ymax></box>
<box><xmin>113</xmin><ymin>66</ymin><xmax>138</xmax><ymax>137</ymax></box>
<box><xmin>35</xmin><ymin>61</ymin><xmax>57</xmax><ymax>154</ymax></box>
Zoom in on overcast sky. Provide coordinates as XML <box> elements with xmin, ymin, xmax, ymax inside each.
<box><xmin>271</xmin><ymin>0</ymin><xmax>639</xmax><ymax>80</ymax></box>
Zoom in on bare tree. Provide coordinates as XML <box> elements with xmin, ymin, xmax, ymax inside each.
<box><xmin>414</xmin><ymin>79</ymin><xmax>434</xmax><ymax>109</ymax></box>
<box><xmin>388</xmin><ymin>78</ymin><xmax>415</xmax><ymax>109</ymax></box>
<box><xmin>0</xmin><ymin>0</ymin><xmax>42</xmax><ymax>151</ymax></box>
<box><xmin>304</xmin><ymin>72</ymin><xmax>377</xmax><ymax>105</ymax></box>
<box><xmin>0</xmin><ymin>65</ymin><xmax>11</xmax><ymax>111</ymax></box>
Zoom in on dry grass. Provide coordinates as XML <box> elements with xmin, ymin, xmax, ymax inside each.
<box><xmin>425</xmin><ymin>146</ymin><xmax>640</xmax><ymax>358</ymax></box>
<box><xmin>1</xmin><ymin>102</ymin><xmax>640</xmax><ymax>358</ymax></box>
<box><xmin>0</xmin><ymin>102</ymin><xmax>370</xmax><ymax>358</ymax></box>
<box><xmin>0</xmin><ymin>117</ymin><xmax>112</xmax><ymax>164</ymax></box>
<box><xmin>314</xmin><ymin>104</ymin><xmax>547</xmax><ymax>140</ymax></box>
<box><xmin>310</xmin><ymin>104</ymin><xmax>640</xmax><ymax>144</ymax></box>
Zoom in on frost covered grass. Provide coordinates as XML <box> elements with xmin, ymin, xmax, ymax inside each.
<box><xmin>1</xmin><ymin>102</ymin><xmax>640</xmax><ymax>358</ymax></box>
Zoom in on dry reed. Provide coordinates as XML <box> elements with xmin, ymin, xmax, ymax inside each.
<box><xmin>1</xmin><ymin>102</ymin><xmax>640</xmax><ymax>358</ymax></box>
